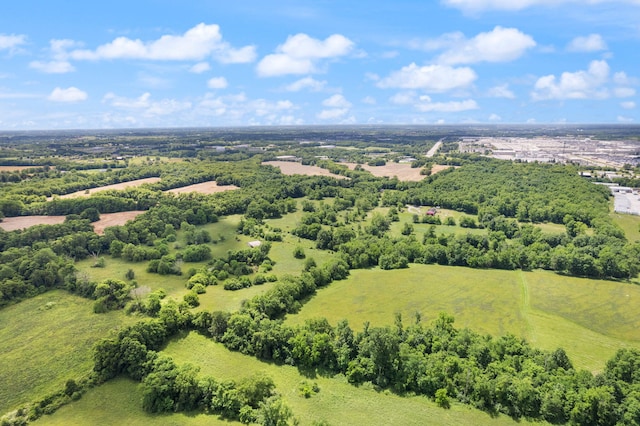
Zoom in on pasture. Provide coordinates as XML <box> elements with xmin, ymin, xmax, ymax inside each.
<box><xmin>50</xmin><ymin>177</ymin><xmax>161</xmax><ymax>199</ymax></box>
<box><xmin>0</xmin><ymin>290</ymin><xmax>133</xmax><ymax>414</ymax></box>
<box><xmin>286</xmin><ymin>265</ymin><xmax>640</xmax><ymax>373</ymax></box>
<box><xmin>161</xmin><ymin>332</ymin><xmax>535</xmax><ymax>426</ymax></box>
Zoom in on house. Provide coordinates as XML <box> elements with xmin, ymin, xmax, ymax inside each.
<box><xmin>248</xmin><ymin>241</ymin><xmax>262</xmax><ymax>248</ymax></box>
<box><xmin>426</xmin><ymin>208</ymin><xmax>437</xmax><ymax>216</ymax></box>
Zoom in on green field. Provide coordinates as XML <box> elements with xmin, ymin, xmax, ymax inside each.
<box><xmin>36</xmin><ymin>333</ymin><xmax>535</xmax><ymax>426</ymax></box>
<box><xmin>610</xmin><ymin>211</ymin><xmax>640</xmax><ymax>242</ymax></box>
<box><xmin>0</xmin><ymin>290</ymin><xmax>133</xmax><ymax>414</ymax></box>
<box><xmin>161</xmin><ymin>332</ymin><xmax>536</xmax><ymax>426</ymax></box>
<box><xmin>286</xmin><ymin>265</ymin><xmax>640</xmax><ymax>373</ymax></box>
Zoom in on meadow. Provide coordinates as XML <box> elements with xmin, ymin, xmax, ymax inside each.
<box><xmin>286</xmin><ymin>265</ymin><xmax>640</xmax><ymax>373</ymax></box>
<box><xmin>0</xmin><ymin>290</ymin><xmax>133</xmax><ymax>414</ymax></box>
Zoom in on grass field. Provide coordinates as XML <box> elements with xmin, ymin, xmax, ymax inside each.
<box><xmin>286</xmin><ymin>265</ymin><xmax>640</xmax><ymax>373</ymax></box>
<box><xmin>0</xmin><ymin>290</ymin><xmax>133</xmax><ymax>414</ymax></box>
<box><xmin>161</xmin><ymin>332</ymin><xmax>536</xmax><ymax>426</ymax></box>
<box><xmin>610</xmin><ymin>211</ymin><xmax>640</xmax><ymax>242</ymax></box>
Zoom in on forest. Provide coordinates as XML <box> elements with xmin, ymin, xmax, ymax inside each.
<box><xmin>1</xmin><ymin>127</ymin><xmax>640</xmax><ymax>425</ymax></box>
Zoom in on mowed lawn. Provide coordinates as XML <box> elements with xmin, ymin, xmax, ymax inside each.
<box><xmin>286</xmin><ymin>265</ymin><xmax>640</xmax><ymax>373</ymax></box>
<box><xmin>0</xmin><ymin>290</ymin><xmax>134</xmax><ymax>414</ymax></box>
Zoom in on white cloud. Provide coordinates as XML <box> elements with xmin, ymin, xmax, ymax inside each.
<box><xmin>48</xmin><ymin>87</ymin><xmax>88</xmax><ymax>102</ymax></box>
<box><xmin>618</xmin><ymin>115</ymin><xmax>634</xmax><ymax>123</ymax></box>
<box><xmin>0</xmin><ymin>34</ymin><xmax>26</xmax><ymax>52</ymax></box>
<box><xmin>362</xmin><ymin>96</ymin><xmax>376</xmax><ymax>105</ymax></box>
<box><xmin>257</xmin><ymin>33</ymin><xmax>354</xmax><ymax>77</ymax></box>
<box><xmin>487</xmin><ymin>84</ymin><xmax>516</xmax><ymax>99</ymax></box>
<box><xmin>615</xmin><ymin>87</ymin><xmax>636</xmax><ymax>97</ymax></box>
<box><xmin>443</xmin><ymin>0</ymin><xmax>640</xmax><ymax>12</ymax></box>
<box><xmin>322</xmin><ymin>94</ymin><xmax>351</xmax><ymax>108</ymax></box>
<box><xmin>489</xmin><ymin>113</ymin><xmax>502</xmax><ymax>121</ymax></box>
<box><xmin>390</xmin><ymin>91</ymin><xmax>417</xmax><ymax>105</ymax></box>
<box><xmin>207</xmin><ymin>77</ymin><xmax>228</xmax><ymax>89</ymax></box>
<box><xmin>532</xmin><ymin>60</ymin><xmax>610</xmax><ymax>100</ymax></box>
<box><xmin>415</xmin><ymin>95</ymin><xmax>479</xmax><ymax>112</ymax></box>
<box><xmin>190</xmin><ymin>62</ymin><xmax>211</xmax><ymax>73</ymax></box>
<box><xmin>29</xmin><ymin>60</ymin><xmax>75</xmax><ymax>74</ymax></box>
<box><xmin>284</xmin><ymin>76</ymin><xmax>327</xmax><ymax>92</ymax></box>
<box><xmin>69</xmin><ymin>23</ymin><xmax>255</xmax><ymax>63</ymax></box>
<box><xmin>317</xmin><ymin>108</ymin><xmax>349</xmax><ymax>119</ymax></box>
<box><xmin>567</xmin><ymin>34</ymin><xmax>607</xmax><ymax>52</ymax></box>
<box><xmin>377</xmin><ymin>63</ymin><xmax>477</xmax><ymax>92</ymax></box>
<box><xmin>103</xmin><ymin>92</ymin><xmax>191</xmax><ymax>116</ymax></box>
<box><xmin>435</xmin><ymin>26</ymin><xmax>535</xmax><ymax>65</ymax></box>
<box><xmin>614</xmin><ymin>72</ymin><xmax>637</xmax><ymax>86</ymax></box>
<box><xmin>621</xmin><ymin>101</ymin><xmax>636</xmax><ymax>109</ymax></box>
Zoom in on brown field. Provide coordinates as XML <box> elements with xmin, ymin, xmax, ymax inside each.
<box><xmin>0</xmin><ymin>211</ymin><xmax>146</xmax><ymax>234</ymax></box>
<box><xmin>0</xmin><ymin>166</ymin><xmax>43</xmax><ymax>172</ymax></box>
<box><xmin>263</xmin><ymin>161</ymin><xmax>348</xmax><ymax>179</ymax></box>
<box><xmin>92</xmin><ymin>211</ymin><xmax>146</xmax><ymax>235</ymax></box>
<box><xmin>50</xmin><ymin>177</ymin><xmax>161</xmax><ymax>199</ymax></box>
<box><xmin>431</xmin><ymin>164</ymin><xmax>456</xmax><ymax>174</ymax></box>
<box><xmin>345</xmin><ymin>162</ymin><xmax>425</xmax><ymax>181</ymax></box>
<box><xmin>0</xmin><ymin>215</ymin><xmax>66</xmax><ymax>231</ymax></box>
<box><xmin>167</xmin><ymin>181</ymin><xmax>239</xmax><ymax>195</ymax></box>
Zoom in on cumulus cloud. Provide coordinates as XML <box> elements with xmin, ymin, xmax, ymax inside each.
<box><xmin>322</xmin><ymin>94</ymin><xmax>351</xmax><ymax>108</ymax></box>
<box><xmin>435</xmin><ymin>27</ymin><xmax>536</xmax><ymax>65</ymax></box>
<box><xmin>30</xmin><ymin>39</ymin><xmax>80</xmax><ymax>74</ymax></box>
<box><xmin>257</xmin><ymin>33</ymin><xmax>354</xmax><ymax>77</ymax></box>
<box><xmin>489</xmin><ymin>113</ymin><xmax>502</xmax><ymax>121</ymax></box>
<box><xmin>69</xmin><ymin>23</ymin><xmax>256</xmax><ymax>63</ymax></box>
<box><xmin>103</xmin><ymin>92</ymin><xmax>192</xmax><ymax>116</ymax></box>
<box><xmin>377</xmin><ymin>63</ymin><xmax>476</xmax><ymax>92</ymax></box>
<box><xmin>190</xmin><ymin>62</ymin><xmax>211</xmax><ymax>73</ymax></box>
<box><xmin>414</xmin><ymin>95</ymin><xmax>478</xmax><ymax>112</ymax></box>
<box><xmin>195</xmin><ymin>92</ymin><xmax>297</xmax><ymax>124</ymax></box>
<box><xmin>567</xmin><ymin>34</ymin><xmax>607</xmax><ymax>52</ymax></box>
<box><xmin>30</xmin><ymin>60</ymin><xmax>75</xmax><ymax>74</ymax></box>
<box><xmin>615</xmin><ymin>87</ymin><xmax>636</xmax><ymax>97</ymax></box>
<box><xmin>48</xmin><ymin>87</ymin><xmax>88</xmax><ymax>102</ymax></box>
<box><xmin>207</xmin><ymin>76</ymin><xmax>228</xmax><ymax>89</ymax></box>
<box><xmin>362</xmin><ymin>96</ymin><xmax>376</xmax><ymax>105</ymax></box>
<box><xmin>532</xmin><ymin>60</ymin><xmax>610</xmax><ymax>100</ymax></box>
<box><xmin>284</xmin><ymin>76</ymin><xmax>327</xmax><ymax>92</ymax></box>
<box><xmin>621</xmin><ymin>101</ymin><xmax>636</xmax><ymax>109</ymax></box>
<box><xmin>442</xmin><ymin>0</ymin><xmax>640</xmax><ymax>12</ymax></box>
<box><xmin>487</xmin><ymin>84</ymin><xmax>516</xmax><ymax>99</ymax></box>
<box><xmin>0</xmin><ymin>34</ymin><xmax>27</xmax><ymax>52</ymax></box>
<box><xmin>317</xmin><ymin>108</ymin><xmax>349</xmax><ymax>119</ymax></box>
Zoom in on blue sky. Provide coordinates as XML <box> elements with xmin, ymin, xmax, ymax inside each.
<box><xmin>0</xmin><ymin>0</ymin><xmax>639</xmax><ymax>129</ymax></box>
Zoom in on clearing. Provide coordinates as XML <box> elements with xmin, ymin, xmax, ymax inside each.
<box><xmin>344</xmin><ymin>162</ymin><xmax>425</xmax><ymax>181</ymax></box>
<box><xmin>263</xmin><ymin>161</ymin><xmax>348</xmax><ymax>179</ymax></box>
<box><xmin>50</xmin><ymin>177</ymin><xmax>161</xmax><ymax>199</ymax></box>
<box><xmin>286</xmin><ymin>265</ymin><xmax>640</xmax><ymax>373</ymax></box>
<box><xmin>92</xmin><ymin>211</ymin><xmax>146</xmax><ymax>235</ymax></box>
<box><xmin>166</xmin><ymin>181</ymin><xmax>239</xmax><ymax>195</ymax></box>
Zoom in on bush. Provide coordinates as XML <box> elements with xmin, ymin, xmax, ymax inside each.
<box><xmin>183</xmin><ymin>291</ymin><xmax>200</xmax><ymax>307</ymax></box>
<box><xmin>293</xmin><ymin>246</ymin><xmax>306</xmax><ymax>259</ymax></box>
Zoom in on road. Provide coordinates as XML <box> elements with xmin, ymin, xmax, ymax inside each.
<box><xmin>426</xmin><ymin>139</ymin><xmax>443</xmax><ymax>157</ymax></box>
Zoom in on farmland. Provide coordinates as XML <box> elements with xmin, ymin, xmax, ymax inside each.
<box><xmin>1</xmin><ymin>126</ymin><xmax>640</xmax><ymax>425</ymax></box>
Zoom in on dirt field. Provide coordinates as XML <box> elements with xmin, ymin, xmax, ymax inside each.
<box><xmin>92</xmin><ymin>211</ymin><xmax>146</xmax><ymax>235</ymax></box>
<box><xmin>431</xmin><ymin>164</ymin><xmax>456</xmax><ymax>174</ymax></box>
<box><xmin>51</xmin><ymin>177</ymin><xmax>162</xmax><ymax>199</ymax></box>
<box><xmin>167</xmin><ymin>181</ymin><xmax>239</xmax><ymax>195</ymax></box>
<box><xmin>263</xmin><ymin>161</ymin><xmax>348</xmax><ymax>179</ymax></box>
<box><xmin>344</xmin><ymin>162</ymin><xmax>425</xmax><ymax>181</ymax></box>
<box><xmin>0</xmin><ymin>215</ymin><xmax>66</xmax><ymax>231</ymax></box>
<box><xmin>0</xmin><ymin>166</ymin><xmax>42</xmax><ymax>172</ymax></box>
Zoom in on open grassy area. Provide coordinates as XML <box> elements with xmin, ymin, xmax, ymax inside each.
<box><xmin>161</xmin><ymin>332</ymin><xmax>535</xmax><ymax>426</ymax></box>
<box><xmin>0</xmin><ymin>290</ymin><xmax>134</xmax><ymax>414</ymax></box>
<box><xmin>610</xmin><ymin>211</ymin><xmax>640</xmax><ymax>242</ymax></box>
<box><xmin>286</xmin><ymin>265</ymin><xmax>640</xmax><ymax>373</ymax></box>
<box><xmin>34</xmin><ymin>377</ymin><xmax>231</xmax><ymax>426</ymax></box>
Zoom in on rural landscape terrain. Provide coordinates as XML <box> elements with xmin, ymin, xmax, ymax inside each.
<box><xmin>1</xmin><ymin>125</ymin><xmax>640</xmax><ymax>425</ymax></box>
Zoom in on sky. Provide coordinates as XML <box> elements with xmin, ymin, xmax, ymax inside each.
<box><xmin>0</xmin><ymin>0</ymin><xmax>639</xmax><ymax>129</ymax></box>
